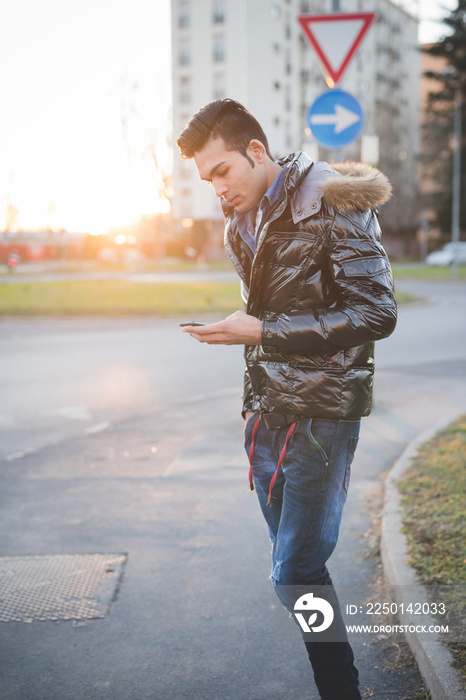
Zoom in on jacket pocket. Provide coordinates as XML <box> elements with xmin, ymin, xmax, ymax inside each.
<box><xmin>342</xmin><ymin>255</ymin><xmax>391</xmax><ymax>280</ymax></box>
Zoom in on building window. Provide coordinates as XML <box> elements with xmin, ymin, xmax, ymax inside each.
<box><xmin>286</xmin><ymin>122</ymin><xmax>292</xmax><ymax>149</ymax></box>
<box><xmin>300</xmin><ymin>0</ymin><xmax>310</xmax><ymax>11</ymax></box>
<box><xmin>285</xmin><ymin>85</ymin><xmax>291</xmax><ymax>112</ymax></box>
<box><xmin>213</xmin><ymin>35</ymin><xmax>225</xmax><ymax>62</ymax></box>
<box><xmin>179</xmin><ymin>40</ymin><xmax>190</xmax><ymax>66</ymax></box>
<box><xmin>213</xmin><ymin>0</ymin><xmax>225</xmax><ymax>23</ymax></box>
<box><xmin>180</xmin><ymin>77</ymin><xmax>191</xmax><ymax>104</ymax></box>
<box><xmin>285</xmin><ymin>50</ymin><xmax>292</xmax><ymax>74</ymax></box>
<box><xmin>213</xmin><ymin>73</ymin><xmax>225</xmax><ymax>99</ymax></box>
<box><xmin>179</xmin><ymin>1</ymin><xmax>190</xmax><ymax>28</ymax></box>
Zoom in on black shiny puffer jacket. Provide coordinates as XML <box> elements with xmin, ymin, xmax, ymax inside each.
<box><xmin>222</xmin><ymin>152</ymin><xmax>397</xmax><ymax>424</ymax></box>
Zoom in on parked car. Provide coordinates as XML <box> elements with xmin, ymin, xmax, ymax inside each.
<box><xmin>426</xmin><ymin>242</ymin><xmax>466</xmax><ymax>266</ymax></box>
<box><xmin>98</xmin><ymin>247</ymin><xmax>146</xmax><ymax>265</ymax></box>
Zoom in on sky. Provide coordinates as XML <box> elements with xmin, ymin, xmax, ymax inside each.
<box><xmin>0</xmin><ymin>0</ymin><xmax>172</xmax><ymax>234</ymax></box>
<box><xmin>0</xmin><ymin>0</ymin><xmax>458</xmax><ymax>234</ymax></box>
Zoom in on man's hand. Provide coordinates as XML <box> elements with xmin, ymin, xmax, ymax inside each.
<box><xmin>181</xmin><ymin>310</ymin><xmax>262</xmax><ymax>345</ymax></box>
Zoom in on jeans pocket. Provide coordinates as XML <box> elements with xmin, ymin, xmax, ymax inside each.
<box><xmin>306</xmin><ymin>418</ymin><xmax>338</xmax><ymax>465</ymax></box>
<box><xmin>343</xmin><ymin>434</ymin><xmax>359</xmax><ymax>493</ymax></box>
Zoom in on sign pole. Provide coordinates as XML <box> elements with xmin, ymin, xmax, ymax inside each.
<box><xmin>451</xmin><ymin>84</ymin><xmax>462</xmax><ymax>279</ymax></box>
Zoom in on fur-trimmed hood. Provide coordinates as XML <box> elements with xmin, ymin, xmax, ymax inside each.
<box><xmin>277</xmin><ymin>152</ymin><xmax>392</xmax><ymax>223</ymax></box>
<box><xmin>323</xmin><ymin>161</ymin><xmax>392</xmax><ymax>211</ymax></box>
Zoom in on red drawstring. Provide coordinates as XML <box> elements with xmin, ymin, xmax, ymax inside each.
<box><xmin>248</xmin><ymin>415</ymin><xmax>297</xmax><ymax>507</ymax></box>
<box><xmin>266</xmin><ymin>422</ymin><xmax>297</xmax><ymax>506</ymax></box>
<box><xmin>248</xmin><ymin>416</ymin><xmax>262</xmax><ymax>491</ymax></box>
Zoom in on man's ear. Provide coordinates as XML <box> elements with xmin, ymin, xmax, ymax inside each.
<box><xmin>247</xmin><ymin>139</ymin><xmax>266</xmax><ymax>164</ymax></box>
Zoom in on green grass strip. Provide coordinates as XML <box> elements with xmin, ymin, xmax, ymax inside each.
<box><xmin>398</xmin><ymin>416</ymin><xmax>466</xmax><ymax>675</ymax></box>
<box><xmin>392</xmin><ymin>263</ymin><xmax>466</xmax><ymax>280</ymax></box>
<box><xmin>0</xmin><ymin>280</ymin><xmax>243</xmax><ymax>317</ymax></box>
<box><xmin>0</xmin><ymin>280</ymin><xmax>416</xmax><ymax>316</ymax></box>
<box><xmin>398</xmin><ymin>416</ymin><xmax>466</xmax><ymax>586</ymax></box>
<box><xmin>395</xmin><ymin>290</ymin><xmax>420</xmax><ymax>305</ymax></box>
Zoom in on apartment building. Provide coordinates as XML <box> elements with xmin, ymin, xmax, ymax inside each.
<box><xmin>171</xmin><ymin>0</ymin><xmax>420</xmax><ymax>246</ymax></box>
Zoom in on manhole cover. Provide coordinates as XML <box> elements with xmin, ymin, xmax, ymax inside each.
<box><xmin>0</xmin><ymin>553</ymin><xmax>127</xmax><ymax>623</ymax></box>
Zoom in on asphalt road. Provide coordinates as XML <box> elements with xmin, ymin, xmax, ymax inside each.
<box><xmin>1</xmin><ymin>279</ymin><xmax>465</xmax><ymax>699</ymax></box>
<box><xmin>0</xmin><ymin>312</ymin><xmax>243</xmax><ymax>462</ymax></box>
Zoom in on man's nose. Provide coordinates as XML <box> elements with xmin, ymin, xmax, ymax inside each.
<box><xmin>213</xmin><ymin>180</ymin><xmax>228</xmax><ymax>198</ymax></box>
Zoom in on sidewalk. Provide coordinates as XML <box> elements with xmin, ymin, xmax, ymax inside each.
<box><xmin>0</xmin><ymin>260</ymin><xmax>237</xmax><ymax>284</ymax></box>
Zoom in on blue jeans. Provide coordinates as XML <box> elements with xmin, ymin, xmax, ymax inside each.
<box><xmin>244</xmin><ymin>413</ymin><xmax>362</xmax><ymax>700</ymax></box>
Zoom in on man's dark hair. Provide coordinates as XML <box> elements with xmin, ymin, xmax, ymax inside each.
<box><xmin>177</xmin><ymin>98</ymin><xmax>273</xmax><ymax>165</ymax></box>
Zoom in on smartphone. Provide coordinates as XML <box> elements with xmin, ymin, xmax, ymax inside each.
<box><xmin>179</xmin><ymin>321</ymin><xmax>206</xmax><ymax>327</ymax></box>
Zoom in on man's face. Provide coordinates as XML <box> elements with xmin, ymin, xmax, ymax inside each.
<box><xmin>193</xmin><ymin>136</ymin><xmax>269</xmax><ymax>212</ymax></box>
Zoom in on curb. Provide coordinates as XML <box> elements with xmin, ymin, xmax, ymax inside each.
<box><xmin>381</xmin><ymin>414</ymin><xmax>466</xmax><ymax>700</ymax></box>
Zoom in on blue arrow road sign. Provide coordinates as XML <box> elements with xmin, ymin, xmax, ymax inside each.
<box><xmin>307</xmin><ymin>89</ymin><xmax>364</xmax><ymax>148</ymax></box>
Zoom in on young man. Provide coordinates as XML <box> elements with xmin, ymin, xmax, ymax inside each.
<box><xmin>177</xmin><ymin>99</ymin><xmax>396</xmax><ymax>700</ymax></box>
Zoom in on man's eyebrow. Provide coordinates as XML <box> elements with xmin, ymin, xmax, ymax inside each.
<box><xmin>202</xmin><ymin>161</ymin><xmax>228</xmax><ymax>181</ymax></box>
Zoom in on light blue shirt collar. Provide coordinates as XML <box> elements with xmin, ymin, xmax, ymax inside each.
<box><xmin>238</xmin><ymin>164</ymin><xmax>287</xmax><ymax>254</ymax></box>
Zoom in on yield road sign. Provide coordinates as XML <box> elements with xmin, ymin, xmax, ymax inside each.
<box><xmin>307</xmin><ymin>90</ymin><xmax>364</xmax><ymax>148</ymax></box>
<box><xmin>298</xmin><ymin>13</ymin><xmax>376</xmax><ymax>85</ymax></box>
